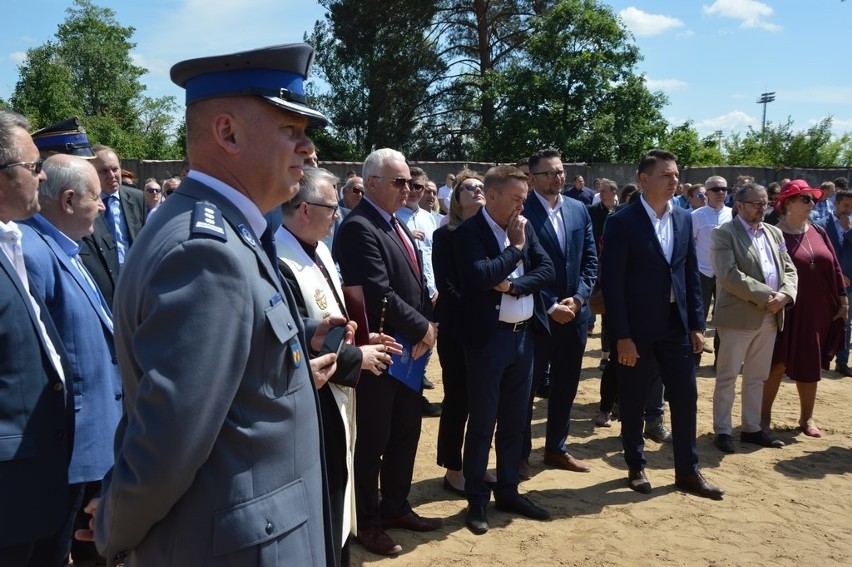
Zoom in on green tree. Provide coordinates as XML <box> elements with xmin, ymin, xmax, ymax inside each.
<box><xmin>308</xmin><ymin>0</ymin><xmax>446</xmax><ymax>159</ymax></box>
<box><xmin>483</xmin><ymin>0</ymin><xmax>668</xmax><ymax>162</ymax></box>
<box><xmin>660</xmin><ymin>121</ymin><xmax>724</xmax><ymax>167</ymax></box>
<box><xmin>724</xmin><ymin>117</ymin><xmax>850</xmax><ymax>168</ymax></box>
<box><xmin>10</xmin><ymin>0</ymin><xmax>179</xmax><ymax>158</ymax></box>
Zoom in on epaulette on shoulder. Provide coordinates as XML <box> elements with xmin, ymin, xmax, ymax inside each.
<box><xmin>190</xmin><ymin>201</ymin><xmax>227</xmax><ymax>241</ymax></box>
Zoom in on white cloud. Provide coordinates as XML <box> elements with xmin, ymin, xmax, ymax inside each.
<box><xmin>9</xmin><ymin>51</ymin><xmax>26</xmax><ymax>64</ymax></box>
<box><xmin>703</xmin><ymin>0</ymin><xmax>781</xmax><ymax>32</ymax></box>
<box><xmin>618</xmin><ymin>7</ymin><xmax>684</xmax><ymax>37</ymax></box>
<box><xmin>130</xmin><ymin>52</ymin><xmax>170</xmax><ymax>77</ymax></box>
<box><xmin>695</xmin><ymin>111</ymin><xmax>758</xmax><ymax>135</ymax></box>
<box><xmin>831</xmin><ymin>118</ymin><xmax>852</xmax><ymax>131</ymax></box>
<box><xmin>676</xmin><ymin>30</ymin><xmax>695</xmax><ymax>39</ymax></box>
<box><xmin>646</xmin><ymin>78</ymin><xmax>689</xmax><ymax>91</ymax></box>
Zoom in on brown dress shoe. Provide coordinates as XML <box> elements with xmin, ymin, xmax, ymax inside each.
<box><xmin>674</xmin><ymin>472</ymin><xmax>725</xmax><ymax>500</ymax></box>
<box><xmin>381</xmin><ymin>510</ymin><xmax>443</xmax><ymax>532</ymax></box>
<box><xmin>356</xmin><ymin>526</ymin><xmax>401</xmax><ymax>555</ymax></box>
<box><xmin>543</xmin><ymin>451</ymin><xmax>591</xmax><ymax>472</ymax></box>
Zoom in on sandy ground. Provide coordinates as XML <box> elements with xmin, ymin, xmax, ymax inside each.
<box><xmin>350</xmin><ymin>328</ymin><xmax>852</xmax><ymax>566</ymax></box>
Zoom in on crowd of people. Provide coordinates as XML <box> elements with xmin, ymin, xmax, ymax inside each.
<box><xmin>1</xmin><ymin>41</ymin><xmax>849</xmax><ymax>567</ymax></box>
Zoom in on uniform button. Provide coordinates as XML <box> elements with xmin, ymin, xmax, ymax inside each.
<box><xmin>287</xmin><ymin>322</ymin><xmax>293</xmax><ymax>330</ymax></box>
<box><xmin>494</xmin><ymin>305</ymin><xmax>500</xmax><ymax>310</ymax></box>
<box><xmin>265</xmin><ymin>520</ymin><xmax>274</xmax><ymax>535</ymax></box>
<box><xmin>115</xmin><ymin>393</ymin><xmax>123</xmax><ymax>401</ymax></box>
<box><xmin>53</xmin><ymin>383</ymin><xmax>64</xmax><ymax>392</ymax></box>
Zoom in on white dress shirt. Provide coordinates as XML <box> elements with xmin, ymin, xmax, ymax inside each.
<box><xmin>481</xmin><ymin>207</ymin><xmax>534</xmax><ymax>323</ymax></box>
<box><xmin>692</xmin><ymin>204</ymin><xmax>732</xmax><ymax>277</ymax></box>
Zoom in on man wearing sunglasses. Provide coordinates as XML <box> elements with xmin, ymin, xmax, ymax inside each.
<box><xmin>335</xmin><ymin>149</ymin><xmax>442</xmax><ymax>556</ymax></box>
<box><xmin>340</xmin><ymin>175</ymin><xmax>364</xmax><ymax>212</ymax></box>
<box><xmin>692</xmin><ymin>176</ymin><xmax>732</xmax><ymax>367</ymax></box>
<box><xmin>0</xmin><ymin>109</ymin><xmax>74</xmax><ymax>566</ymax></box>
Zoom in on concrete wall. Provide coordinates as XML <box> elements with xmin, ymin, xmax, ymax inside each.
<box><xmin>122</xmin><ymin>159</ymin><xmax>851</xmax><ymax>190</ymax></box>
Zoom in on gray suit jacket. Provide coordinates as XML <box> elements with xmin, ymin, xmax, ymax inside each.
<box><xmin>710</xmin><ymin>218</ymin><xmax>797</xmax><ymax>331</ymax></box>
<box><xmin>95</xmin><ymin>177</ymin><xmax>332</xmax><ymax>566</ymax></box>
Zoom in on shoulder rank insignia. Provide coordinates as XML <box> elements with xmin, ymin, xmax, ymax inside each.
<box><xmin>190</xmin><ymin>202</ymin><xmax>227</xmax><ymax>241</ymax></box>
<box><xmin>237</xmin><ymin>224</ymin><xmax>257</xmax><ymax>247</ymax></box>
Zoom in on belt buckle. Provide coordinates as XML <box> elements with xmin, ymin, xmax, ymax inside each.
<box><xmin>512</xmin><ymin>321</ymin><xmax>524</xmax><ymax>332</ymax></box>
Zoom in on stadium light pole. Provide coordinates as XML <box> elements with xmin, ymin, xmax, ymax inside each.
<box><xmin>757</xmin><ymin>92</ymin><xmax>776</xmax><ymax>134</ymax></box>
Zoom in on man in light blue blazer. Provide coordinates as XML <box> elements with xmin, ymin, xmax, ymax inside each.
<box><xmin>19</xmin><ymin>154</ymin><xmax>123</xmax><ymax>561</ymax></box>
<box><xmin>523</xmin><ymin>148</ymin><xmax>597</xmax><ymax>474</ymax></box>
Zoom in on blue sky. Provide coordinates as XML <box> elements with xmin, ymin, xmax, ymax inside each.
<box><xmin>2</xmin><ymin>0</ymin><xmax>850</xmax><ymax>139</ymax></box>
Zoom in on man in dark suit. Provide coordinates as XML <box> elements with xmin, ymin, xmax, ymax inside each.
<box><xmin>19</xmin><ymin>154</ymin><xmax>123</xmax><ymax>563</ymax></box>
<box><xmin>80</xmin><ymin>140</ymin><xmax>150</xmax><ymax>308</ymax></box>
<box><xmin>523</xmin><ymin>148</ymin><xmax>597</xmax><ymax>473</ymax></box>
<box><xmin>0</xmin><ymin>109</ymin><xmax>74</xmax><ymax>566</ymax></box>
<box><xmin>453</xmin><ymin>165</ymin><xmax>554</xmax><ymax>534</ymax></box>
<box><xmin>83</xmin><ymin>44</ymin><xmax>339</xmax><ymax>566</ymax></box>
<box><xmin>334</xmin><ymin>148</ymin><xmax>442</xmax><ymax>556</ymax></box>
<box><xmin>601</xmin><ymin>149</ymin><xmax>724</xmax><ymax>499</ymax></box>
<box><xmin>817</xmin><ymin>189</ymin><xmax>852</xmax><ymax>376</ymax></box>
<box><xmin>563</xmin><ymin>174</ymin><xmax>595</xmax><ymax>205</ymax></box>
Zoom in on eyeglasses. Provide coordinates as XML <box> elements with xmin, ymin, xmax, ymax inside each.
<box><xmin>350</xmin><ymin>187</ymin><xmax>364</xmax><ymax>195</ymax></box>
<box><xmin>707</xmin><ymin>186</ymin><xmax>728</xmax><ymax>193</ymax></box>
<box><xmin>797</xmin><ymin>195</ymin><xmax>816</xmax><ymax>205</ymax></box>
<box><xmin>145</xmin><ymin>187</ymin><xmax>162</xmax><ymax>194</ymax></box>
<box><xmin>0</xmin><ymin>159</ymin><xmax>44</xmax><ymax>175</ymax></box>
<box><xmin>694</xmin><ymin>193</ymin><xmax>706</xmax><ymax>200</ymax></box>
<box><xmin>741</xmin><ymin>200</ymin><xmax>769</xmax><ymax>209</ymax></box>
<box><xmin>460</xmin><ymin>183</ymin><xmax>484</xmax><ymax>193</ymax></box>
<box><xmin>532</xmin><ymin>170</ymin><xmax>565</xmax><ymax>179</ymax></box>
<box><xmin>371</xmin><ymin>176</ymin><xmax>412</xmax><ymax>189</ymax></box>
<box><xmin>304</xmin><ymin>201</ymin><xmax>339</xmax><ymax>215</ymax></box>
<box><xmin>165</xmin><ymin>189</ymin><xmax>175</xmax><ymax>196</ymax></box>
<box><xmin>411</xmin><ymin>183</ymin><xmax>425</xmax><ymax>192</ymax></box>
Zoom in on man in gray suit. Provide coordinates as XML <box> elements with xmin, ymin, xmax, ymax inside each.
<box><xmin>710</xmin><ymin>183</ymin><xmax>797</xmax><ymax>453</ymax></box>
<box><xmin>80</xmin><ymin>44</ymin><xmax>341</xmax><ymax>566</ymax></box>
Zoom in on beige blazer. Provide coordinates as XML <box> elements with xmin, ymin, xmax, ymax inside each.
<box><xmin>710</xmin><ymin>218</ymin><xmax>798</xmax><ymax>331</ymax></box>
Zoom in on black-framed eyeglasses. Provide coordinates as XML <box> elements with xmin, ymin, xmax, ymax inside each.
<box><xmin>741</xmin><ymin>200</ymin><xmax>769</xmax><ymax>209</ymax></box>
<box><xmin>694</xmin><ymin>193</ymin><xmax>706</xmax><ymax>200</ymax></box>
<box><xmin>798</xmin><ymin>195</ymin><xmax>816</xmax><ymax>205</ymax></box>
<box><xmin>145</xmin><ymin>187</ymin><xmax>162</xmax><ymax>194</ymax></box>
<box><xmin>410</xmin><ymin>182</ymin><xmax>425</xmax><ymax>192</ymax></box>
<box><xmin>707</xmin><ymin>186</ymin><xmax>728</xmax><ymax>193</ymax></box>
<box><xmin>350</xmin><ymin>186</ymin><xmax>364</xmax><ymax>195</ymax></box>
<box><xmin>304</xmin><ymin>201</ymin><xmax>339</xmax><ymax>215</ymax></box>
<box><xmin>460</xmin><ymin>183</ymin><xmax>484</xmax><ymax>193</ymax></box>
<box><xmin>0</xmin><ymin>159</ymin><xmax>44</xmax><ymax>175</ymax></box>
<box><xmin>531</xmin><ymin>170</ymin><xmax>565</xmax><ymax>179</ymax></box>
<box><xmin>370</xmin><ymin>176</ymin><xmax>412</xmax><ymax>189</ymax></box>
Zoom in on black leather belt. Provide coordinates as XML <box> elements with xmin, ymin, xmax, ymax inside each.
<box><xmin>497</xmin><ymin>319</ymin><xmax>529</xmax><ymax>332</ymax></box>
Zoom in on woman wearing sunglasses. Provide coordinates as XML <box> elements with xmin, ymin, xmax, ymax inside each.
<box><xmin>762</xmin><ymin>180</ymin><xmax>848</xmax><ymax>438</ymax></box>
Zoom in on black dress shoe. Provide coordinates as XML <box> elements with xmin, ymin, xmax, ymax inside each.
<box><xmin>381</xmin><ymin>510</ymin><xmax>443</xmax><ymax>532</ymax></box>
<box><xmin>836</xmin><ymin>363</ymin><xmax>852</xmax><ymax>377</ymax></box>
<box><xmin>357</xmin><ymin>527</ymin><xmax>401</xmax><ymax>555</ymax></box>
<box><xmin>494</xmin><ymin>495</ymin><xmax>550</xmax><ymax>521</ymax></box>
<box><xmin>715</xmin><ymin>433</ymin><xmax>735</xmax><ymax>453</ymax></box>
<box><xmin>675</xmin><ymin>472</ymin><xmax>725</xmax><ymax>500</ymax></box>
<box><xmin>741</xmin><ymin>430</ymin><xmax>784</xmax><ymax>448</ymax></box>
<box><xmin>466</xmin><ymin>504</ymin><xmax>489</xmax><ymax>534</ymax></box>
<box><xmin>422</xmin><ymin>376</ymin><xmax>435</xmax><ymax>389</ymax></box>
<box><xmin>442</xmin><ymin>477</ymin><xmax>466</xmax><ymax>497</ymax></box>
<box><xmin>421</xmin><ymin>396</ymin><xmax>442</xmax><ymax>417</ymax></box>
<box><xmin>627</xmin><ymin>469</ymin><xmax>652</xmax><ymax>494</ymax></box>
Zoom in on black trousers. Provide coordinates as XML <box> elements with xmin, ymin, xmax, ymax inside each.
<box><xmin>354</xmin><ymin>372</ymin><xmax>422</xmax><ymax>528</ymax></box>
<box><xmin>436</xmin><ymin>335</ymin><xmax>468</xmax><ymax>471</ymax></box>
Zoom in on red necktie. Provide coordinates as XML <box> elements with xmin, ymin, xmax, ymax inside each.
<box><xmin>391</xmin><ymin>216</ymin><xmax>421</xmax><ymax>279</ymax></box>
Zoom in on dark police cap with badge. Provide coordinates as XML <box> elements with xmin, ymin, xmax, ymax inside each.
<box><xmin>32</xmin><ymin>116</ymin><xmax>95</xmax><ymax>158</ymax></box>
<box><xmin>170</xmin><ymin>43</ymin><xmax>328</xmax><ymax>129</ymax></box>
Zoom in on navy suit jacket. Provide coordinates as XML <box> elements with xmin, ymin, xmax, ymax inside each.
<box><xmin>525</xmin><ymin>193</ymin><xmax>597</xmax><ymax>330</ymax></box>
<box><xmin>453</xmin><ymin>208</ymin><xmax>554</xmax><ymax>349</ymax></box>
<box><xmin>0</xmin><ymin>246</ymin><xmax>74</xmax><ymax>547</ymax></box>
<box><xmin>601</xmin><ymin>199</ymin><xmax>704</xmax><ymax>343</ymax></box>
<box><xmin>334</xmin><ymin>200</ymin><xmax>432</xmax><ymax>343</ymax></box>
<box><xmin>817</xmin><ymin>216</ymin><xmax>852</xmax><ymax>291</ymax></box>
<box><xmin>20</xmin><ymin>217</ymin><xmax>123</xmax><ymax>484</ymax></box>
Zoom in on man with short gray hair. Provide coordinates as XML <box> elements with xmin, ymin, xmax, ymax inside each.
<box><xmin>0</xmin><ymin>109</ymin><xmax>73</xmax><ymax>566</ymax></box>
<box><xmin>710</xmin><ymin>182</ymin><xmax>795</xmax><ymax>452</ymax></box>
<box><xmin>19</xmin><ymin>154</ymin><xmax>122</xmax><ymax>563</ymax></box>
<box><xmin>335</xmin><ymin>148</ymin><xmax>441</xmax><ymax>556</ymax></box>
<box><xmin>692</xmin><ymin>175</ymin><xmax>732</xmax><ymax>365</ymax></box>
